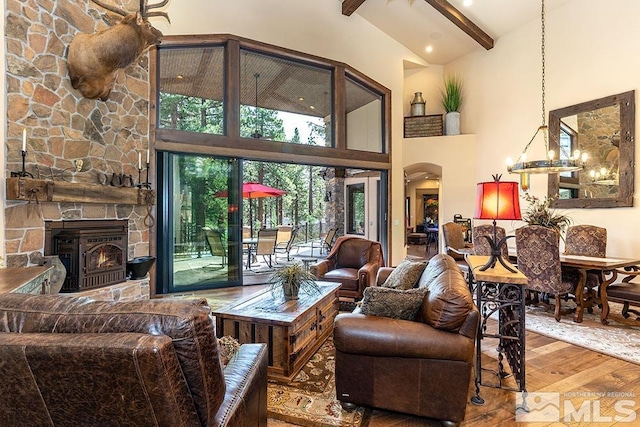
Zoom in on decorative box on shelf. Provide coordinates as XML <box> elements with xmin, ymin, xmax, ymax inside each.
<box><xmin>404</xmin><ymin>114</ymin><xmax>444</xmax><ymax>138</ymax></box>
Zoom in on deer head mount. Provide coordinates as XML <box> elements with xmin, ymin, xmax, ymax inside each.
<box><xmin>67</xmin><ymin>0</ymin><xmax>170</xmax><ymax>101</ymax></box>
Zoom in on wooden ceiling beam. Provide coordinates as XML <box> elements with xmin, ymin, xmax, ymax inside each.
<box><xmin>342</xmin><ymin>0</ymin><xmax>367</xmax><ymax>16</ymax></box>
<box><xmin>424</xmin><ymin>0</ymin><xmax>494</xmax><ymax>50</ymax></box>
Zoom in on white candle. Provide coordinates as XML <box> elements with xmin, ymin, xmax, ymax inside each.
<box><xmin>138</xmin><ymin>152</ymin><xmax>142</xmax><ymax>169</ymax></box>
<box><xmin>22</xmin><ymin>128</ymin><xmax>26</xmax><ymax>152</ymax></box>
<box><xmin>146</xmin><ymin>148</ymin><xmax>150</xmax><ymax>164</ymax></box>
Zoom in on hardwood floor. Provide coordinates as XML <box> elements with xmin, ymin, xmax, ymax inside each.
<box><xmin>173</xmin><ymin>246</ymin><xmax>640</xmax><ymax>426</ymax></box>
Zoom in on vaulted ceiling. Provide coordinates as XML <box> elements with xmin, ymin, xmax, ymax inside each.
<box><xmin>341</xmin><ymin>0</ymin><xmax>574</xmax><ymax>65</ymax></box>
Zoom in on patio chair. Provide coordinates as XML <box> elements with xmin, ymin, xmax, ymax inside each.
<box><xmin>515</xmin><ymin>225</ymin><xmax>578</xmax><ymax>321</ymax></box>
<box><xmin>255</xmin><ymin>228</ymin><xmax>278</xmax><ymax>268</ymax></box>
<box><xmin>275</xmin><ymin>225</ymin><xmax>299</xmax><ymax>262</ymax></box>
<box><xmin>321</xmin><ymin>227</ymin><xmax>338</xmax><ymax>254</ymax></box>
<box><xmin>202</xmin><ymin>227</ymin><xmax>227</xmax><ymax>268</ymax></box>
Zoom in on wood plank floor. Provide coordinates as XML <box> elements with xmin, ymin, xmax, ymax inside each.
<box><xmin>173</xmin><ymin>262</ymin><xmax>640</xmax><ymax>426</ymax></box>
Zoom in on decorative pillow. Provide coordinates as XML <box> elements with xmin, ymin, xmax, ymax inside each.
<box><xmin>381</xmin><ymin>258</ymin><xmax>428</xmax><ymax>290</ymax></box>
<box><xmin>217</xmin><ymin>335</ymin><xmax>241</xmax><ymax>366</ymax></box>
<box><xmin>360</xmin><ymin>286</ymin><xmax>427</xmax><ymax>320</ymax></box>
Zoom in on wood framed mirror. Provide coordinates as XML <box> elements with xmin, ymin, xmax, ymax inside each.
<box><xmin>548</xmin><ymin>90</ymin><xmax>635</xmax><ymax>208</ymax></box>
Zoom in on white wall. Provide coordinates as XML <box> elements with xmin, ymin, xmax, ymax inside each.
<box><xmin>157</xmin><ymin>0</ymin><xmax>429</xmax><ymax>264</ymax></box>
<box><xmin>444</xmin><ymin>0</ymin><xmax>640</xmax><ymax>257</ymax></box>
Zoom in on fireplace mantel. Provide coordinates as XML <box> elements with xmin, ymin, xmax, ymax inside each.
<box><xmin>6</xmin><ymin>177</ymin><xmax>155</xmax><ymax>205</ymax></box>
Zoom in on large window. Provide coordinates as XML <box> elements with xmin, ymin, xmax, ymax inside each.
<box><xmin>158</xmin><ymin>46</ymin><xmax>225</xmax><ymax>134</ymax></box>
<box><xmin>153</xmin><ymin>35</ymin><xmax>390</xmax><ymax>162</ymax></box>
<box><xmin>239</xmin><ymin>50</ymin><xmax>332</xmax><ymax>146</ymax></box>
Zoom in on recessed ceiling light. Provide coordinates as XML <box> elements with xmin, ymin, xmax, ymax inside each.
<box><xmin>176</xmin><ymin>74</ymin><xmax>184</xmax><ymax>80</ymax></box>
<box><xmin>310</xmin><ymin>105</ymin><xmax>315</xmax><ymax>110</ymax></box>
<box><xmin>299</xmin><ymin>97</ymin><xmax>304</xmax><ymax>101</ymax></box>
<box><xmin>426</xmin><ymin>45</ymin><xmax>433</xmax><ymax>53</ymax></box>
<box><xmin>463</xmin><ymin>0</ymin><xmax>472</xmax><ymax>7</ymax></box>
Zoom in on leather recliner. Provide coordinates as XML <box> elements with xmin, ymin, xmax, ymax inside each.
<box><xmin>0</xmin><ymin>293</ymin><xmax>268</xmax><ymax>427</ymax></box>
<box><xmin>310</xmin><ymin>236</ymin><xmax>384</xmax><ymax>300</ymax></box>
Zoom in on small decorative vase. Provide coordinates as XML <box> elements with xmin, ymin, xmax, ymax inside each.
<box><xmin>444</xmin><ymin>111</ymin><xmax>461</xmax><ymax>135</ymax></box>
<box><xmin>410</xmin><ymin>92</ymin><xmax>426</xmax><ymax>116</ymax></box>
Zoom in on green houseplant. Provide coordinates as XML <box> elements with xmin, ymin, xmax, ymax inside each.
<box><xmin>441</xmin><ymin>74</ymin><xmax>463</xmax><ymax>135</ymax></box>
<box><xmin>268</xmin><ymin>263</ymin><xmax>321</xmax><ymax>300</ymax></box>
<box><xmin>522</xmin><ymin>193</ymin><xmax>572</xmax><ymax>237</ymax></box>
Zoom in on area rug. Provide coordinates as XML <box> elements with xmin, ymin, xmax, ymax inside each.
<box><xmin>524</xmin><ymin>300</ymin><xmax>640</xmax><ymax>364</ymax></box>
<box><xmin>267</xmin><ymin>337</ymin><xmax>368</xmax><ymax>427</ymax></box>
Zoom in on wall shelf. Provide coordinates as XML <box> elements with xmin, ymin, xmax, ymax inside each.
<box><xmin>6</xmin><ymin>177</ymin><xmax>155</xmax><ymax>206</ymax></box>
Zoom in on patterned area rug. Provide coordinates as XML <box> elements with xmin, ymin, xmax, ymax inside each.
<box><xmin>267</xmin><ymin>338</ymin><xmax>368</xmax><ymax>427</ymax></box>
<box><xmin>525</xmin><ymin>300</ymin><xmax>640</xmax><ymax>364</ymax></box>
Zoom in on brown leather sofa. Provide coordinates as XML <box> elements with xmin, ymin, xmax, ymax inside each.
<box><xmin>0</xmin><ymin>293</ymin><xmax>267</xmax><ymax>427</ymax></box>
<box><xmin>333</xmin><ymin>254</ymin><xmax>478</xmax><ymax>427</ymax></box>
<box><xmin>310</xmin><ymin>236</ymin><xmax>384</xmax><ymax>300</ymax></box>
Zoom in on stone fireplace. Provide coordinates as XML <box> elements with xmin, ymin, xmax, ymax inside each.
<box><xmin>47</xmin><ymin>220</ymin><xmax>128</xmax><ymax>292</ymax></box>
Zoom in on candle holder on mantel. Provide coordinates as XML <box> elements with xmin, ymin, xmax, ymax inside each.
<box><xmin>137</xmin><ymin>162</ymin><xmax>151</xmax><ymax>189</ymax></box>
<box><xmin>10</xmin><ymin>150</ymin><xmax>34</xmax><ymax>178</ymax></box>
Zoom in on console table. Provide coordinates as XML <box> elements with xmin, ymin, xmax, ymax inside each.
<box><xmin>466</xmin><ymin>255</ymin><xmax>528</xmax><ymax>405</ymax></box>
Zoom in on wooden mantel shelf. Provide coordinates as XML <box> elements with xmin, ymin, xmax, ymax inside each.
<box><xmin>6</xmin><ymin>177</ymin><xmax>155</xmax><ymax>205</ymax></box>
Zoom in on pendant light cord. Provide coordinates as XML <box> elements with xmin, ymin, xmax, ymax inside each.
<box><xmin>541</xmin><ymin>0</ymin><xmax>548</xmax><ymax>151</ymax></box>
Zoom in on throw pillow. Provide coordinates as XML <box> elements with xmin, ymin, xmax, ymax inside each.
<box><xmin>217</xmin><ymin>335</ymin><xmax>241</xmax><ymax>366</ymax></box>
<box><xmin>381</xmin><ymin>258</ymin><xmax>428</xmax><ymax>290</ymax></box>
<box><xmin>360</xmin><ymin>286</ymin><xmax>427</xmax><ymax>320</ymax></box>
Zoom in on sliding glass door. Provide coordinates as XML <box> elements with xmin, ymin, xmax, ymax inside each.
<box><xmin>157</xmin><ymin>152</ymin><xmax>243</xmax><ymax>293</ymax></box>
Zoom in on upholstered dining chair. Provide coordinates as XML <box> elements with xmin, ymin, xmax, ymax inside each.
<box><xmin>563</xmin><ymin>224</ymin><xmax>608</xmax><ymax>312</ymax></box>
<box><xmin>473</xmin><ymin>224</ymin><xmax>509</xmax><ymax>259</ymax></box>
<box><xmin>515</xmin><ymin>225</ymin><xmax>577</xmax><ymax>321</ymax></box>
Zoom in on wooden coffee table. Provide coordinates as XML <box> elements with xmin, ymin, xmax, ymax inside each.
<box><xmin>212</xmin><ymin>281</ymin><xmax>341</xmax><ymax>381</ymax></box>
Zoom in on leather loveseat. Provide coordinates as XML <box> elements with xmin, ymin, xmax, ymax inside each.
<box><xmin>0</xmin><ymin>293</ymin><xmax>267</xmax><ymax>427</ymax></box>
<box><xmin>333</xmin><ymin>254</ymin><xmax>478</xmax><ymax>427</ymax></box>
<box><xmin>310</xmin><ymin>236</ymin><xmax>384</xmax><ymax>300</ymax></box>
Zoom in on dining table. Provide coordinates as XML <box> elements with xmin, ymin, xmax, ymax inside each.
<box><xmin>558</xmin><ymin>254</ymin><xmax>640</xmax><ymax>324</ymax></box>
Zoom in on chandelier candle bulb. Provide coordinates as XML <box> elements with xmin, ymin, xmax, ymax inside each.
<box><xmin>138</xmin><ymin>152</ymin><xmax>142</xmax><ymax>170</ymax></box>
<box><xmin>146</xmin><ymin>148</ymin><xmax>150</xmax><ymax>164</ymax></box>
<box><xmin>22</xmin><ymin>128</ymin><xmax>26</xmax><ymax>152</ymax></box>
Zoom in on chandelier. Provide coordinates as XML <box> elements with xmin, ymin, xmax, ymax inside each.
<box><xmin>506</xmin><ymin>0</ymin><xmax>587</xmax><ymax>183</ymax></box>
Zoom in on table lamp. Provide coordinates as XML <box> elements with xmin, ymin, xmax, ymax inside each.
<box><xmin>474</xmin><ymin>174</ymin><xmax>522</xmax><ymax>273</ymax></box>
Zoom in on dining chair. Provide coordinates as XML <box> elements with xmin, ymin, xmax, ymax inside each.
<box><xmin>563</xmin><ymin>224</ymin><xmax>607</xmax><ymax>312</ymax></box>
<box><xmin>472</xmin><ymin>224</ymin><xmax>509</xmax><ymax>259</ymax></box>
<box><xmin>442</xmin><ymin>222</ymin><xmax>474</xmax><ymax>260</ymax></box>
<box><xmin>515</xmin><ymin>225</ymin><xmax>577</xmax><ymax>321</ymax></box>
<box><xmin>255</xmin><ymin>228</ymin><xmax>278</xmax><ymax>268</ymax></box>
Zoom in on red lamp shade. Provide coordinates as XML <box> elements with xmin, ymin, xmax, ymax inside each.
<box><xmin>474</xmin><ymin>180</ymin><xmax>522</xmax><ymax>220</ymax></box>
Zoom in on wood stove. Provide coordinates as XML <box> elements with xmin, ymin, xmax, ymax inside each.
<box><xmin>47</xmin><ymin>220</ymin><xmax>128</xmax><ymax>292</ymax></box>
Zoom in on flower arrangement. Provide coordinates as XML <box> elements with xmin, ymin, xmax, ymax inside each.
<box><xmin>426</xmin><ymin>198</ymin><xmax>439</xmax><ymax>208</ymax></box>
<box><xmin>522</xmin><ymin>193</ymin><xmax>572</xmax><ymax>235</ymax></box>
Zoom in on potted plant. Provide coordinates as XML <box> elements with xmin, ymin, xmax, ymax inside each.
<box><xmin>522</xmin><ymin>193</ymin><xmax>572</xmax><ymax>237</ymax></box>
<box><xmin>268</xmin><ymin>263</ymin><xmax>321</xmax><ymax>300</ymax></box>
<box><xmin>441</xmin><ymin>74</ymin><xmax>463</xmax><ymax>135</ymax></box>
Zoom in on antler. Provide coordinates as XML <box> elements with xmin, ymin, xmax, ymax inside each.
<box><xmin>90</xmin><ymin>0</ymin><xmax>128</xmax><ymax>17</ymax></box>
<box><xmin>140</xmin><ymin>0</ymin><xmax>170</xmax><ymax>22</ymax></box>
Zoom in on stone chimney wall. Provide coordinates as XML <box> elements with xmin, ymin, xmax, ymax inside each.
<box><xmin>4</xmin><ymin>0</ymin><xmax>152</xmax><ymax>268</ymax></box>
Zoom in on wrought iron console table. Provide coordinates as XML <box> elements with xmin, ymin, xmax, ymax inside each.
<box><xmin>466</xmin><ymin>255</ymin><xmax>528</xmax><ymax>405</ymax></box>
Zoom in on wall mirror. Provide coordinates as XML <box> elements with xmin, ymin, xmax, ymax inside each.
<box><xmin>548</xmin><ymin>90</ymin><xmax>635</xmax><ymax>208</ymax></box>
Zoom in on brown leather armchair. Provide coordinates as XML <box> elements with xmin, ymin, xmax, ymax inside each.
<box><xmin>333</xmin><ymin>254</ymin><xmax>478</xmax><ymax>427</ymax></box>
<box><xmin>310</xmin><ymin>236</ymin><xmax>384</xmax><ymax>300</ymax></box>
<box><xmin>0</xmin><ymin>293</ymin><xmax>268</xmax><ymax>427</ymax></box>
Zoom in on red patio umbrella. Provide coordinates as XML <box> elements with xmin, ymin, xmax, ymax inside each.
<box><xmin>215</xmin><ymin>182</ymin><xmax>286</xmax><ymax>237</ymax></box>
